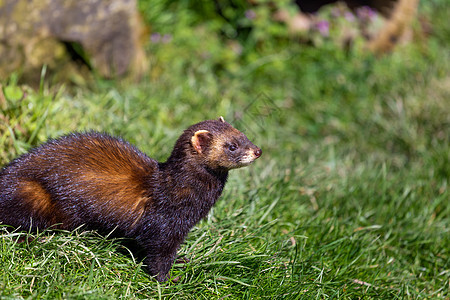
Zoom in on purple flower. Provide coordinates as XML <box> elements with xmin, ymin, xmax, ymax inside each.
<box><xmin>245</xmin><ymin>9</ymin><xmax>256</xmax><ymax>20</ymax></box>
<box><xmin>344</xmin><ymin>11</ymin><xmax>355</xmax><ymax>22</ymax></box>
<box><xmin>316</xmin><ymin>20</ymin><xmax>329</xmax><ymax>37</ymax></box>
<box><xmin>150</xmin><ymin>33</ymin><xmax>161</xmax><ymax>43</ymax></box>
<box><xmin>367</xmin><ymin>7</ymin><xmax>377</xmax><ymax>19</ymax></box>
<box><xmin>356</xmin><ymin>6</ymin><xmax>377</xmax><ymax>20</ymax></box>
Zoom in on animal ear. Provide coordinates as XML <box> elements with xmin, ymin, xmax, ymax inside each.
<box><xmin>191</xmin><ymin>130</ymin><xmax>212</xmax><ymax>154</ymax></box>
<box><xmin>218</xmin><ymin>116</ymin><xmax>226</xmax><ymax>123</ymax></box>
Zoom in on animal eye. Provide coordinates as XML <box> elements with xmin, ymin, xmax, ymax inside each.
<box><xmin>228</xmin><ymin>144</ymin><xmax>237</xmax><ymax>151</ymax></box>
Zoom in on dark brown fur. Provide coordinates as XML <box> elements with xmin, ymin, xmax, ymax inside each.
<box><xmin>0</xmin><ymin>118</ymin><xmax>261</xmax><ymax>281</ymax></box>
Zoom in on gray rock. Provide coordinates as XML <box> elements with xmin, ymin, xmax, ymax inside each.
<box><xmin>0</xmin><ymin>0</ymin><xmax>147</xmax><ymax>82</ymax></box>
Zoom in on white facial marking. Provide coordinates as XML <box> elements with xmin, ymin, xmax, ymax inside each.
<box><xmin>239</xmin><ymin>151</ymin><xmax>257</xmax><ymax>165</ymax></box>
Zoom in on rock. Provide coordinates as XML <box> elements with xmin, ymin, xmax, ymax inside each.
<box><xmin>0</xmin><ymin>0</ymin><xmax>147</xmax><ymax>83</ymax></box>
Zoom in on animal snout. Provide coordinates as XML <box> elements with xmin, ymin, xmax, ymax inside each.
<box><xmin>254</xmin><ymin>148</ymin><xmax>262</xmax><ymax>158</ymax></box>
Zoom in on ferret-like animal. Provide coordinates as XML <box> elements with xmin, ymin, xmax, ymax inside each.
<box><xmin>0</xmin><ymin>117</ymin><xmax>261</xmax><ymax>281</ymax></box>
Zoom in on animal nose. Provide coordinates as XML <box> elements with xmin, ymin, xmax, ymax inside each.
<box><xmin>254</xmin><ymin>148</ymin><xmax>262</xmax><ymax>158</ymax></box>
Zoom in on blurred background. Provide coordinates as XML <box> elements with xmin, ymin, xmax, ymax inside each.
<box><xmin>0</xmin><ymin>0</ymin><xmax>435</xmax><ymax>85</ymax></box>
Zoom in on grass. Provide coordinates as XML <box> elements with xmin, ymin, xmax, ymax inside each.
<box><xmin>1</xmin><ymin>1</ymin><xmax>449</xmax><ymax>298</ymax></box>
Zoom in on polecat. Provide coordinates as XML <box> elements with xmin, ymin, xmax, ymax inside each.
<box><xmin>0</xmin><ymin>117</ymin><xmax>261</xmax><ymax>282</ymax></box>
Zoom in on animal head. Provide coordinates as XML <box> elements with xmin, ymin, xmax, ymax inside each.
<box><xmin>171</xmin><ymin>117</ymin><xmax>261</xmax><ymax>170</ymax></box>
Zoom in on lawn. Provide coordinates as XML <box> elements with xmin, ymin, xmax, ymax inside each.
<box><xmin>0</xmin><ymin>1</ymin><xmax>449</xmax><ymax>299</ymax></box>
